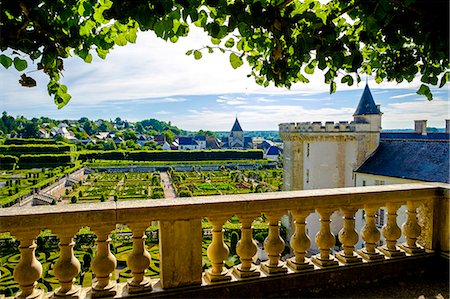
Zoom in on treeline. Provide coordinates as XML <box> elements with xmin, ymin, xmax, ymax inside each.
<box><xmin>78</xmin><ymin>150</ymin><xmax>264</xmax><ymax>162</ymax></box>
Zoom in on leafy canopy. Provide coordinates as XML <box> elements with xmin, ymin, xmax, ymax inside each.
<box><xmin>1</xmin><ymin>0</ymin><xmax>448</xmax><ymax>107</ymax></box>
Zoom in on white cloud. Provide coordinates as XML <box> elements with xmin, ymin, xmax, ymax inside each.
<box><xmin>389</xmin><ymin>93</ymin><xmax>418</xmax><ymax>99</ymax></box>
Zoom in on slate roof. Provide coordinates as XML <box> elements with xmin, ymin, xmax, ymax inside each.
<box><xmin>266</xmin><ymin>145</ymin><xmax>281</xmax><ymax>156</ymax></box>
<box><xmin>178</xmin><ymin>137</ymin><xmax>198</xmax><ymax>146</ymax></box>
<box><xmin>356</xmin><ymin>140</ymin><xmax>449</xmax><ymax>183</ymax></box>
<box><xmin>194</xmin><ymin>135</ymin><xmax>206</xmax><ymax>141</ymax></box>
<box><xmin>354</xmin><ymin>84</ymin><xmax>380</xmax><ymax>115</ymax></box>
<box><xmin>381</xmin><ymin>132</ymin><xmax>450</xmax><ymax>141</ymax></box>
<box><xmin>231</xmin><ymin>118</ymin><xmax>243</xmax><ymax>132</ymax></box>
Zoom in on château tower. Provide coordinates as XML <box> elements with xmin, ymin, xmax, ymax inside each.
<box><xmin>279</xmin><ymin>84</ymin><xmax>382</xmax><ymax>191</ymax></box>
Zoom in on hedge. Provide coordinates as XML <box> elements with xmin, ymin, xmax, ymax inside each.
<box><xmin>4</xmin><ymin>138</ymin><xmax>57</xmax><ymax>145</ymax></box>
<box><xmin>0</xmin><ymin>155</ymin><xmax>18</xmax><ymax>170</ymax></box>
<box><xmin>78</xmin><ymin>151</ymin><xmax>126</xmax><ymax>161</ymax></box>
<box><xmin>18</xmin><ymin>154</ymin><xmax>75</xmax><ymax>168</ymax></box>
<box><xmin>78</xmin><ymin>150</ymin><xmax>263</xmax><ymax>162</ymax></box>
<box><xmin>0</xmin><ymin>144</ymin><xmax>75</xmax><ymax>156</ymax></box>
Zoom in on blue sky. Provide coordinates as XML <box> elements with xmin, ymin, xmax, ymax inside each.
<box><xmin>1</xmin><ymin>28</ymin><xmax>448</xmax><ymax>131</ymax></box>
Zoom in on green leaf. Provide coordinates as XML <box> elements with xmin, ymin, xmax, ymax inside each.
<box><xmin>115</xmin><ymin>35</ymin><xmax>127</xmax><ymax>46</ymax></box>
<box><xmin>0</xmin><ymin>54</ymin><xmax>13</xmax><ymax>69</ymax></box>
<box><xmin>341</xmin><ymin>75</ymin><xmax>354</xmax><ymax>86</ymax></box>
<box><xmin>84</xmin><ymin>53</ymin><xmax>93</xmax><ymax>63</ymax></box>
<box><xmin>225</xmin><ymin>38</ymin><xmax>235</xmax><ymax>48</ymax></box>
<box><xmin>439</xmin><ymin>72</ymin><xmax>449</xmax><ymax>88</ymax></box>
<box><xmin>194</xmin><ymin>50</ymin><xmax>202</xmax><ymax>60</ymax></box>
<box><xmin>185</xmin><ymin>50</ymin><xmax>193</xmax><ymax>55</ymax></box>
<box><xmin>416</xmin><ymin>84</ymin><xmax>433</xmax><ymax>101</ymax></box>
<box><xmin>211</xmin><ymin>37</ymin><xmax>221</xmax><ymax>45</ymax></box>
<box><xmin>329</xmin><ymin>81</ymin><xmax>336</xmax><ymax>94</ymax></box>
<box><xmin>13</xmin><ymin>57</ymin><xmax>28</xmax><ymax>71</ymax></box>
<box><xmin>229</xmin><ymin>53</ymin><xmax>243</xmax><ymax>69</ymax></box>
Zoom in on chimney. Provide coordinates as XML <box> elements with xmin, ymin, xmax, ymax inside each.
<box><xmin>414</xmin><ymin>120</ymin><xmax>427</xmax><ymax>135</ymax></box>
<box><xmin>446</xmin><ymin>120</ymin><xmax>450</xmax><ymax>134</ymax></box>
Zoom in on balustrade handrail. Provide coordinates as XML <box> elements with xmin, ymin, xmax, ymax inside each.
<box><xmin>0</xmin><ymin>183</ymin><xmax>447</xmax><ymax>230</ymax></box>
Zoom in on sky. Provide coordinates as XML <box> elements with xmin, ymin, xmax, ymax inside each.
<box><xmin>0</xmin><ymin>27</ymin><xmax>448</xmax><ymax>131</ymax></box>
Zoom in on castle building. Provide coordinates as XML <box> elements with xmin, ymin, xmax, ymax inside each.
<box><xmin>279</xmin><ymin>84</ymin><xmax>449</xmax><ymax>249</ymax></box>
<box><xmin>280</xmin><ymin>84</ymin><xmax>382</xmax><ymax>191</ymax></box>
<box><xmin>221</xmin><ymin>118</ymin><xmax>253</xmax><ymax>150</ymax></box>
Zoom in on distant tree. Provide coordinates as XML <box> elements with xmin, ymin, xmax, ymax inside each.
<box><xmin>163</xmin><ymin>130</ymin><xmax>175</xmax><ymax>143</ymax></box>
<box><xmin>123</xmin><ymin>129</ymin><xmax>137</xmax><ymax>141</ymax></box>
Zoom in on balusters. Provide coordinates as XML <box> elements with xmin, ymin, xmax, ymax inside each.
<box><xmin>336</xmin><ymin>208</ymin><xmax>362</xmax><ymax>264</ymax></box>
<box><xmin>261</xmin><ymin>211</ymin><xmax>287</xmax><ymax>274</ymax></box>
<box><xmin>312</xmin><ymin>208</ymin><xmax>338</xmax><ymax>267</ymax></box>
<box><xmin>399</xmin><ymin>201</ymin><xmax>425</xmax><ymax>254</ymax></box>
<box><xmin>126</xmin><ymin>223</ymin><xmax>152</xmax><ymax>293</ymax></box>
<box><xmin>12</xmin><ymin>229</ymin><xmax>43</xmax><ymax>299</ymax></box>
<box><xmin>53</xmin><ymin>226</ymin><xmax>81</xmax><ymax>297</ymax></box>
<box><xmin>358</xmin><ymin>205</ymin><xmax>384</xmax><ymax>261</ymax></box>
<box><xmin>205</xmin><ymin>217</ymin><xmax>231</xmax><ymax>282</ymax></box>
<box><xmin>91</xmin><ymin>226</ymin><xmax>117</xmax><ymax>297</ymax></box>
<box><xmin>379</xmin><ymin>203</ymin><xmax>406</xmax><ymax>258</ymax></box>
<box><xmin>233</xmin><ymin>215</ymin><xmax>259</xmax><ymax>278</ymax></box>
<box><xmin>287</xmin><ymin>209</ymin><xmax>314</xmax><ymax>271</ymax></box>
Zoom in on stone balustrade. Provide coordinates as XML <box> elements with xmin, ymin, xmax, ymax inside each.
<box><xmin>0</xmin><ymin>183</ymin><xmax>448</xmax><ymax>298</ymax></box>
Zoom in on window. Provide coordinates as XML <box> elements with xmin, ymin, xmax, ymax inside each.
<box><xmin>362</xmin><ymin>180</ymin><xmax>366</xmax><ymax>186</ymax></box>
<box><xmin>375</xmin><ymin>208</ymin><xmax>385</xmax><ymax>228</ymax></box>
<box><xmin>375</xmin><ymin>180</ymin><xmax>385</xmax><ymax>185</ymax></box>
<box><xmin>306</xmin><ymin>169</ymin><xmax>310</xmax><ymax>184</ymax></box>
<box><xmin>306</xmin><ymin>143</ymin><xmax>310</xmax><ymax>157</ymax></box>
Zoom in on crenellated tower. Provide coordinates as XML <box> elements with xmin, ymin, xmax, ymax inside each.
<box><xmin>279</xmin><ymin>84</ymin><xmax>382</xmax><ymax>191</ymax></box>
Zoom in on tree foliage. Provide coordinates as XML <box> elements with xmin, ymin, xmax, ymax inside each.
<box><xmin>1</xmin><ymin>0</ymin><xmax>448</xmax><ymax>105</ymax></box>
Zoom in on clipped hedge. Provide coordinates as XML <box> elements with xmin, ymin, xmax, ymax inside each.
<box><xmin>78</xmin><ymin>150</ymin><xmax>263</xmax><ymax>162</ymax></box>
<box><xmin>78</xmin><ymin>151</ymin><xmax>126</xmax><ymax>161</ymax></box>
<box><xmin>0</xmin><ymin>144</ymin><xmax>75</xmax><ymax>156</ymax></box>
<box><xmin>18</xmin><ymin>154</ymin><xmax>75</xmax><ymax>168</ymax></box>
<box><xmin>0</xmin><ymin>155</ymin><xmax>18</xmax><ymax>170</ymax></box>
<box><xmin>4</xmin><ymin>138</ymin><xmax>57</xmax><ymax>145</ymax></box>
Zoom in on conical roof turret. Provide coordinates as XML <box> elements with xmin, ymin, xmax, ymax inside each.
<box><xmin>354</xmin><ymin>84</ymin><xmax>380</xmax><ymax>115</ymax></box>
<box><xmin>231</xmin><ymin>117</ymin><xmax>243</xmax><ymax>132</ymax></box>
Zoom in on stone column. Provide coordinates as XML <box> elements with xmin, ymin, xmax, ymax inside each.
<box><xmin>287</xmin><ymin>209</ymin><xmax>313</xmax><ymax>271</ymax></box>
<box><xmin>159</xmin><ymin>219</ymin><xmax>202</xmax><ymax>288</ymax></box>
<box><xmin>261</xmin><ymin>211</ymin><xmax>287</xmax><ymax>274</ymax></box>
<box><xmin>12</xmin><ymin>229</ymin><xmax>43</xmax><ymax>299</ymax></box>
<box><xmin>379</xmin><ymin>203</ymin><xmax>406</xmax><ymax>258</ymax></box>
<box><xmin>399</xmin><ymin>201</ymin><xmax>425</xmax><ymax>254</ymax></box>
<box><xmin>233</xmin><ymin>215</ymin><xmax>259</xmax><ymax>278</ymax></box>
<box><xmin>91</xmin><ymin>226</ymin><xmax>117</xmax><ymax>297</ymax></box>
<box><xmin>53</xmin><ymin>226</ymin><xmax>81</xmax><ymax>297</ymax></box>
<box><xmin>205</xmin><ymin>217</ymin><xmax>231</xmax><ymax>282</ymax></box>
<box><xmin>311</xmin><ymin>208</ymin><xmax>338</xmax><ymax>267</ymax></box>
<box><xmin>126</xmin><ymin>223</ymin><xmax>152</xmax><ymax>294</ymax></box>
<box><xmin>358</xmin><ymin>205</ymin><xmax>384</xmax><ymax>261</ymax></box>
<box><xmin>336</xmin><ymin>208</ymin><xmax>362</xmax><ymax>264</ymax></box>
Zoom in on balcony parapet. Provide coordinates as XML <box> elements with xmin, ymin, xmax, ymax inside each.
<box><xmin>0</xmin><ymin>183</ymin><xmax>448</xmax><ymax>298</ymax></box>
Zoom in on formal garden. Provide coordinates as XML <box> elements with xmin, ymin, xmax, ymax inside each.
<box><xmin>62</xmin><ymin>171</ymin><xmax>165</xmax><ymax>203</ymax></box>
<box><xmin>171</xmin><ymin>167</ymin><xmax>283</xmax><ymax>197</ymax></box>
<box><xmin>0</xmin><ymin>162</ymin><xmax>83</xmax><ymax>207</ymax></box>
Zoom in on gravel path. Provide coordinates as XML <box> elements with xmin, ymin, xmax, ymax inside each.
<box><xmin>160</xmin><ymin>172</ymin><xmax>177</xmax><ymax>198</ymax></box>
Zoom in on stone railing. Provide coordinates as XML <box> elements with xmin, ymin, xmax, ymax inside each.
<box><xmin>0</xmin><ymin>183</ymin><xmax>448</xmax><ymax>298</ymax></box>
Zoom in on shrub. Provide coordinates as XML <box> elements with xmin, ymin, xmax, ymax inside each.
<box><xmin>0</xmin><ymin>154</ymin><xmax>18</xmax><ymax>169</ymax></box>
<box><xmin>178</xmin><ymin>190</ymin><xmax>192</xmax><ymax>197</ymax></box>
<box><xmin>71</xmin><ymin>196</ymin><xmax>77</xmax><ymax>203</ymax></box>
<box><xmin>151</xmin><ymin>191</ymin><xmax>164</xmax><ymax>199</ymax></box>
